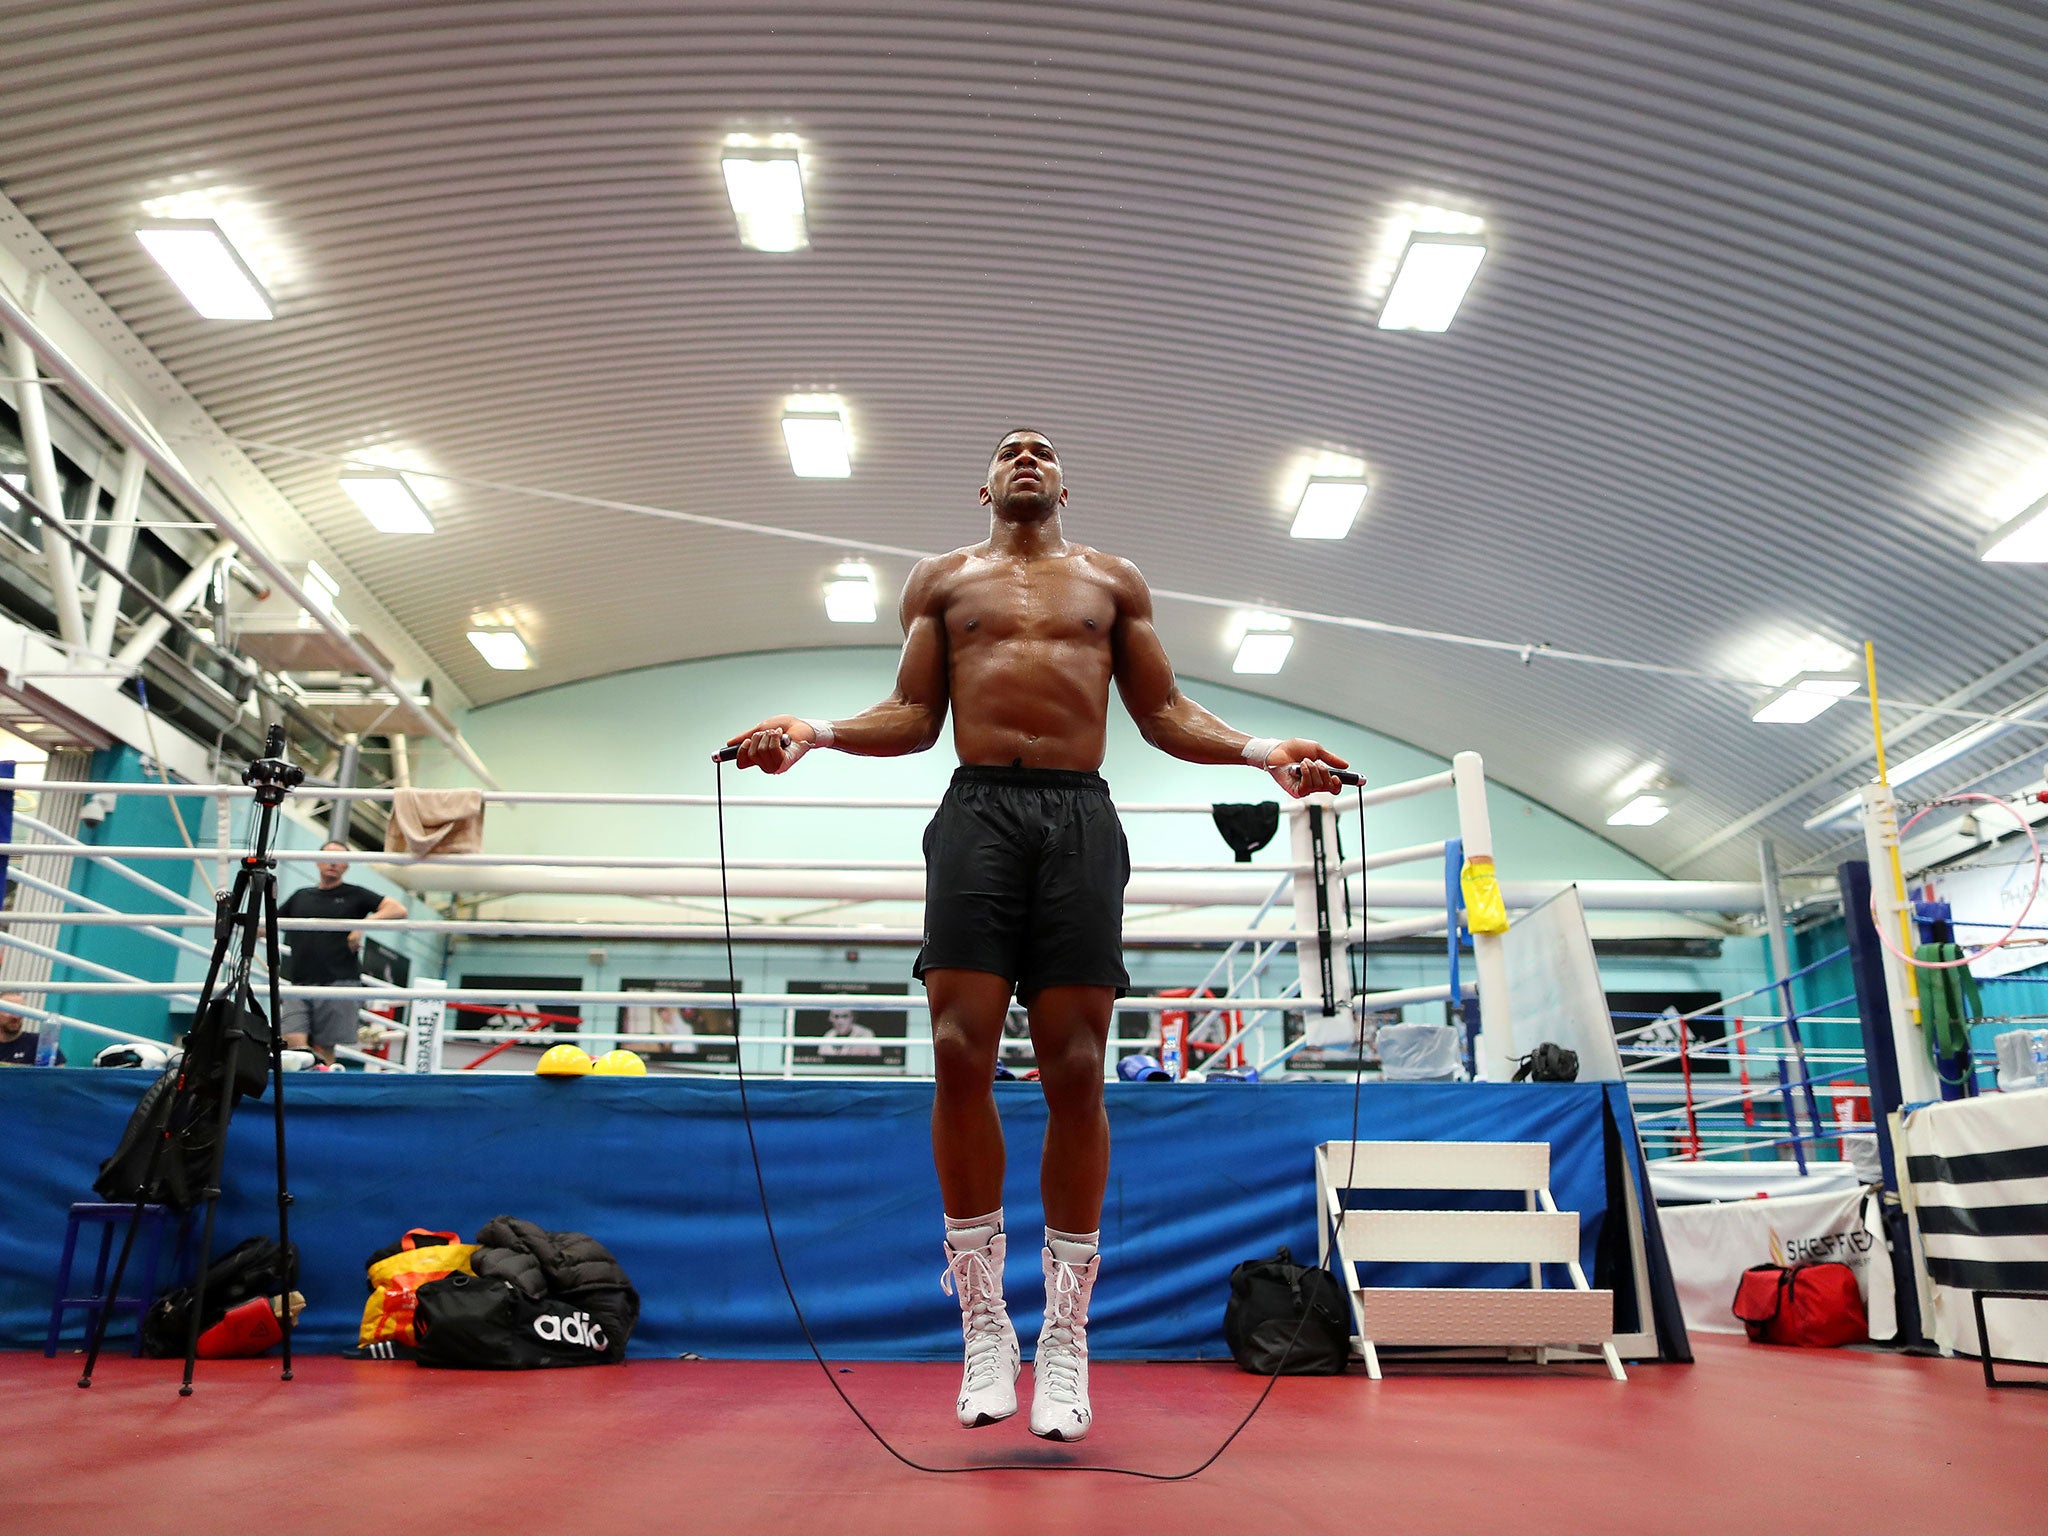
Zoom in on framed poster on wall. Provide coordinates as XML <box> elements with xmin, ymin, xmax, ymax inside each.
<box><xmin>451</xmin><ymin>975</ymin><xmax>582</xmax><ymax>1046</ymax></box>
<box><xmin>789</xmin><ymin>978</ymin><xmax>907</xmax><ymax>1070</ymax></box>
<box><xmin>1607</xmin><ymin>991</ymin><xmax>1727</xmax><ymax>1076</ymax></box>
<box><xmin>617</xmin><ymin>979</ymin><xmax>738</xmax><ymax>1066</ymax></box>
<box><xmin>359</xmin><ymin>937</ymin><xmax>411</xmax><ymax>989</ymax></box>
<box><xmin>997</xmin><ymin>1006</ymin><xmax>1152</xmax><ymax>1071</ymax></box>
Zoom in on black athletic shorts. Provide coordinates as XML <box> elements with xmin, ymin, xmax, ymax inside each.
<box><xmin>913</xmin><ymin>765</ymin><xmax>1131</xmax><ymax>999</ymax></box>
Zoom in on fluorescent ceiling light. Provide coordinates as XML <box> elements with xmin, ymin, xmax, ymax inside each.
<box><xmin>1233</xmin><ymin>615</ymin><xmax>1294</xmax><ymax>675</ymax></box>
<box><xmin>1607</xmin><ymin>795</ymin><xmax>1669</xmax><ymax>827</ymax></box>
<box><xmin>721</xmin><ymin>138</ymin><xmax>808</xmax><ymax>252</ymax></box>
<box><xmin>824</xmin><ymin>561</ymin><xmax>877</xmax><ymax>623</ymax></box>
<box><xmin>1979</xmin><ymin>494</ymin><xmax>2048</xmax><ymax>563</ymax></box>
<box><xmin>1289</xmin><ymin>477</ymin><xmax>1369</xmax><ymax>540</ymax></box>
<box><xmin>1752</xmin><ymin>673</ymin><xmax>1857</xmax><ymax>725</ymax></box>
<box><xmin>301</xmin><ymin>560</ymin><xmax>341</xmax><ymax>617</ymax></box>
<box><xmin>467</xmin><ymin>623</ymin><xmax>532</xmax><ymax>670</ymax></box>
<box><xmin>1611</xmin><ymin>761</ymin><xmax>1664</xmax><ymax>801</ymax></box>
<box><xmin>135</xmin><ymin>220</ymin><xmax>274</xmax><ymax>320</ymax></box>
<box><xmin>339</xmin><ymin>471</ymin><xmax>435</xmax><ymax>535</ymax></box>
<box><xmin>1377</xmin><ymin>234</ymin><xmax>1486</xmax><ymax>332</ymax></box>
<box><xmin>782</xmin><ymin>402</ymin><xmax>852</xmax><ymax>478</ymax></box>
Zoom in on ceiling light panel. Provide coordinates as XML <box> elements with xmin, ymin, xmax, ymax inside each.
<box><xmin>1751</xmin><ymin>674</ymin><xmax>1857</xmax><ymax>724</ymax></box>
<box><xmin>300</xmin><ymin>560</ymin><xmax>342</xmax><ymax>617</ymax></box>
<box><xmin>1232</xmin><ymin>614</ymin><xmax>1294</xmax><ymax>674</ymax></box>
<box><xmin>134</xmin><ymin>220</ymin><xmax>274</xmax><ymax>320</ymax></box>
<box><xmin>824</xmin><ymin>561</ymin><xmax>877</xmax><ymax>623</ymax></box>
<box><xmin>1378</xmin><ymin>234</ymin><xmax>1487</xmax><ymax>332</ymax></box>
<box><xmin>1289</xmin><ymin>477</ymin><xmax>1369</xmax><ymax>540</ymax></box>
<box><xmin>722</xmin><ymin>135</ymin><xmax>809</xmax><ymax>252</ymax></box>
<box><xmin>339</xmin><ymin>471</ymin><xmax>435</xmax><ymax>534</ymax></box>
<box><xmin>1980</xmin><ymin>494</ymin><xmax>2048</xmax><ymax>562</ymax></box>
<box><xmin>1611</xmin><ymin>761</ymin><xmax>1665</xmax><ymax>801</ymax></box>
<box><xmin>467</xmin><ymin>624</ymin><xmax>533</xmax><ymax>670</ymax></box>
<box><xmin>1607</xmin><ymin>795</ymin><xmax>1669</xmax><ymax>827</ymax></box>
<box><xmin>782</xmin><ymin>396</ymin><xmax>852</xmax><ymax>478</ymax></box>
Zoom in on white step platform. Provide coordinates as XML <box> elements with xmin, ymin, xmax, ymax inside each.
<box><xmin>1316</xmin><ymin>1139</ymin><xmax>1627</xmax><ymax>1381</ymax></box>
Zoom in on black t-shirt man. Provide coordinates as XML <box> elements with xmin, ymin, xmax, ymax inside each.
<box><xmin>277</xmin><ymin>881</ymin><xmax>387</xmax><ymax>984</ymax></box>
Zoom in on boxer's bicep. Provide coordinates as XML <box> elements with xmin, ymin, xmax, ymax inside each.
<box><xmin>1108</xmin><ymin>559</ymin><xmax>1181</xmax><ymax>728</ymax></box>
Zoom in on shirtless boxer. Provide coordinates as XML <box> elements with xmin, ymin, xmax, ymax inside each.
<box><xmin>730</xmin><ymin>429</ymin><xmax>1346</xmax><ymax>1439</ymax></box>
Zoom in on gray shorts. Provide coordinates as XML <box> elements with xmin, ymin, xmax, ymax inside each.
<box><xmin>280</xmin><ymin>990</ymin><xmax>359</xmax><ymax>1049</ymax></box>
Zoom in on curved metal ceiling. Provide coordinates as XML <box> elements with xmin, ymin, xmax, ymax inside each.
<box><xmin>5</xmin><ymin>0</ymin><xmax>2048</xmax><ymax>877</ymax></box>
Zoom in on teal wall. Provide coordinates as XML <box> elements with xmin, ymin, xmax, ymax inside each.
<box><xmin>44</xmin><ymin>746</ymin><xmax>211</xmax><ymax>1060</ymax></box>
<box><xmin>25</xmin><ymin>749</ymin><xmax>431</xmax><ymax>1060</ymax></box>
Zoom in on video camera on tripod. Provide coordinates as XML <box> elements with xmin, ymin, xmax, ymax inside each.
<box><xmin>82</xmin><ymin>723</ymin><xmax>308</xmax><ymax>1395</ymax></box>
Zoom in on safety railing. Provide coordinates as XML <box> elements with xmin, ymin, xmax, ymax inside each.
<box><xmin>1618</xmin><ymin>941</ymin><xmax>1871</xmax><ymax>1170</ymax></box>
<box><xmin>0</xmin><ymin>757</ymin><xmax>1506</xmax><ymax>1079</ymax></box>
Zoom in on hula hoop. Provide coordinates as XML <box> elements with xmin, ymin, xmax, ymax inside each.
<box><xmin>1870</xmin><ymin>793</ymin><xmax>2042</xmax><ymax>970</ymax></box>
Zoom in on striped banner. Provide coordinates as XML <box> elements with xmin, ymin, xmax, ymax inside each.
<box><xmin>1901</xmin><ymin>1093</ymin><xmax>2048</xmax><ymax>1362</ymax></box>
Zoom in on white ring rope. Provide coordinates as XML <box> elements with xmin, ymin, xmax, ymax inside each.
<box><xmin>1872</xmin><ymin>792</ymin><xmax>2044</xmax><ymax>970</ymax></box>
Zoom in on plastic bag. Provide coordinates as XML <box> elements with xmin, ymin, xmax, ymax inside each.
<box><xmin>1460</xmin><ymin>856</ymin><xmax>1510</xmax><ymax>936</ymax></box>
<box><xmin>359</xmin><ymin>1229</ymin><xmax>477</xmax><ymax>1349</ymax></box>
<box><xmin>1376</xmin><ymin>1022</ymin><xmax>1462</xmax><ymax>1081</ymax></box>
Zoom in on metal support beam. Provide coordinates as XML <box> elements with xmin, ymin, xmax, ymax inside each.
<box><xmin>86</xmin><ymin>447</ymin><xmax>146</xmax><ymax>656</ymax></box>
<box><xmin>2</xmin><ymin>329</ymin><xmax>89</xmax><ymax>649</ymax></box>
<box><xmin>329</xmin><ymin>737</ymin><xmax>358</xmax><ymax>842</ymax></box>
<box><xmin>0</xmin><ymin>285</ymin><xmax>499</xmax><ymax>787</ymax></box>
<box><xmin>111</xmin><ymin>536</ymin><xmax>235</xmax><ymax>669</ymax></box>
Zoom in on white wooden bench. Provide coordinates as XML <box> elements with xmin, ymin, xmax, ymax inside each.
<box><xmin>1315</xmin><ymin>1139</ymin><xmax>1626</xmax><ymax>1381</ymax></box>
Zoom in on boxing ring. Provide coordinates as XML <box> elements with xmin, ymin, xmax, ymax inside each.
<box><xmin>1</xmin><ymin>754</ymin><xmax>1695</xmax><ymax>1362</ymax></box>
<box><xmin>0</xmin><ymin>752</ymin><xmax>1759</xmax><ymax>1080</ymax></box>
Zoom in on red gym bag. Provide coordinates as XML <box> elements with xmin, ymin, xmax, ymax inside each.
<box><xmin>1731</xmin><ymin>1262</ymin><xmax>1868</xmax><ymax>1347</ymax></box>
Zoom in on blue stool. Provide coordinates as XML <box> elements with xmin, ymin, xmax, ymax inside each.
<box><xmin>45</xmin><ymin>1202</ymin><xmax>183</xmax><ymax>1357</ymax></box>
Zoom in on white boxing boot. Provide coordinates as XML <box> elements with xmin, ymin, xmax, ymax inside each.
<box><xmin>942</xmin><ymin>1231</ymin><xmax>1020</xmax><ymax>1427</ymax></box>
<box><xmin>1030</xmin><ymin>1244</ymin><xmax>1099</xmax><ymax>1441</ymax></box>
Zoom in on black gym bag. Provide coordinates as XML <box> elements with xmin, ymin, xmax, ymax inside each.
<box><xmin>1223</xmin><ymin>1246</ymin><xmax>1351</xmax><ymax>1375</ymax></box>
<box><xmin>141</xmin><ymin>1235</ymin><xmax>298</xmax><ymax>1358</ymax></box>
<box><xmin>412</xmin><ymin>1271</ymin><xmax>628</xmax><ymax>1369</ymax></box>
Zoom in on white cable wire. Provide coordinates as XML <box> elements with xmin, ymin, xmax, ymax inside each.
<box><xmin>1871</xmin><ymin>793</ymin><xmax>2043</xmax><ymax>970</ymax></box>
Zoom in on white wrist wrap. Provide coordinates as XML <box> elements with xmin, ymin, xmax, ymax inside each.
<box><xmin>801</xmin><ymin>718</ymin><xmax>836</xmax><ymax>749</ymax></box>
<box><xmin>1240</xmin><ymin>737</ymin><xmax>1279</xmax><ymax>768</ymax></box>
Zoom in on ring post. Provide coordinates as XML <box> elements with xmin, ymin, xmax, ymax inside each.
<box><xmin>1453</xmin><ymin>751</ymin><xmax>1514</xmax><ymax>1079</ymax></box>
<box><xmin>1858</xmin><ymin>783</ymin><xmax>1940</xmax><ymax>1105</ymax></box>
<box><xmin>1286</xmin><ymin>800</ymin><xmax>1350</xmax><ymax>1016</ymax></box>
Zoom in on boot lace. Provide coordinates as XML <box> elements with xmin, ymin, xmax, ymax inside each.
<box><xmin>942</xmin><ymin>1245</ymin><xmax>1010</xmax><ymax>1391</ymax></box>
<box><xmin>1037</xmin><ymin>1256</ymin><xmax>1092</xmax><ymax>1401</ymax></box>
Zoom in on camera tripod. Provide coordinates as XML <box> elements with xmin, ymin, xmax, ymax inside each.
<box><xmin>80</xmin><ymin>723</ymin><xmax>306</xmax><ymax>1395</ymax></box>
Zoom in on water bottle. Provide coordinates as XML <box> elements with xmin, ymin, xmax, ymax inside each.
<box><xmin>1160</xmin><ymin>1016</ymin><xmax>1185</xmax><ymax>1081</ymax></box>
<box><xmin>33</xmin><ymin>1028</ymin><xmax>58</xmax><ymax>1067</ymax></box>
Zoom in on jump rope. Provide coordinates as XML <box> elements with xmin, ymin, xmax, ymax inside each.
<box><xmin>711</xmin><ymin>745</ymin><xmax>1371</xmax><ymax>1479</ymax></box>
